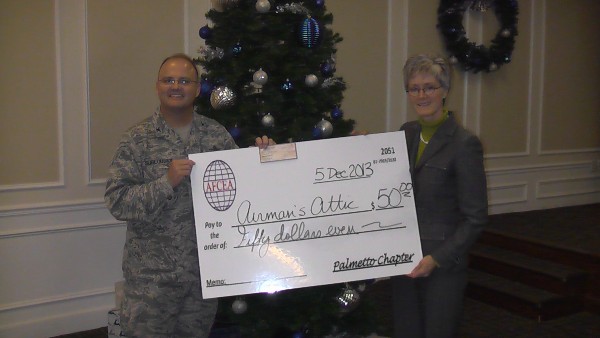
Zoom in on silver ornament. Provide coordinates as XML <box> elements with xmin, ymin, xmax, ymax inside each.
<box><xmin>488</xmin><ymin>63</ymin><xmax>498</xmax><ymax>71</ymax></box>
<box><xmin>255</xmin><ymin>0</ymin><xmax>271</xmax><ymax>13</ymax></box>
<box><xmin>261</xmin><ymin>113</ymin><xmax>275</xmax><ymax>128</ymax></box>
<box><xmin>198</xmin><ymin>46</ymin><xmax>225</xmax><ymax>62</ymax></box>
<box><xmin>304</xmin><ymin>74</ymin><xmax>319</xmax><ymax>87</ymax></box>
<box><xmin>210</xmin><ymin>86</ymin><xmax>236</xmax><ymax>109</ymax></box>
<box><xmin>253</xmin><ymin>68</ymin><xmax>268</xmax><ymax>85</ymax></box>
<box><xmin>336</xmin><ymin>286</ymin><xmax>360</xmax><ymax>313</ymax></box>
<box><xmin>316</xmin><ymin>119</ymin><xmax>333</xmax><ymax>138</ymax></box>
<box><xmin>231</xmin><ymin>298</ymin><xmax>247</xmax><ymax>314</ymax></box>
<box><xmin>211</xmin><ymin>0</ymin><xmax>240</xmax><ymax>12</ymax></box>
<box><xmin>500</xmin><ymin>29</ymin><xmax>511</xmax><ymax>38</ymax></box>
<box><xmin>275</xmin><ymin>3</ymin><xmax>310</xmax><ymax>15</ymax></box>
<box><xmin>321</xmin><ymin>77</ymin><xmax>344</xmax><ymax>88</ymax></box>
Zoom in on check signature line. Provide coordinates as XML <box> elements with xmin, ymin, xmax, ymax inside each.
<box><xmin>206</xmin><ymin>274</ymin><xmax>308</xmax><ymax>288</ymax></box>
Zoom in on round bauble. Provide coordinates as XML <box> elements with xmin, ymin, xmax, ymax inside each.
<box><xmin>210</xmin><ymin>86</ymin><xmax>236</xmax><ymax>109</ymax></box>
<box><xmin>330</xmin><ymin>106</ymin><xmax>343</xmax><ymax>120</ymax></box>
<box><xmin>304</xmin><ymin>74</ymin><xmax>319</xmax><ymax>87</ymax></box>
<box><xmin>231</xmin><ymin>298</ymin><xmax>247</xmax><ymax>314</ymax></box>
<box><xmin>261</xmin><ymin>113</ymin><xmax>275</xmax><ymax>128</ymax></box>
<box><xmin>228</xmin><ymin>125</ymin><xmax>241</xmax><ymax>140</ymax></box>
<box><xmin>320</xmin><ymin>61</ymin><xmax>335</xmax><ymax>77</ymax></box>
<box><xmin>255</xmin><ymin>0</ymin><xmax>271</xmax><ymax>13</ymax></box>
<box><xmin>313</xmin><ymin>119</ymin><xmax>333</xmax><ymax>139</ymax></box>
<box><xmin>336</xmin><ymin>286</ymin><xmax>360</xmax><ymax>313</ymax></box>
<box><xmin>253</xmin><ymin>68</ymin><xmax>268</xmax><ymax>86</ymax></box>
<box><xmin>198</xmin><ymin>25</ymin><xmax>212</xmax><ymax>40</ymax></box>
<box><xmin>199</xmin><ymin>78</ymin><xmax>214</xmax><ymax>98</ymax></box>
<box><xmin>231</xmin><ymin>42</ymin><xmax>242</xmax><ymax>56</ymax></box>
<box><xmin>281</xmin><ymin>79</ymin><xmax>294</xmax><ymax>92</ymax></box>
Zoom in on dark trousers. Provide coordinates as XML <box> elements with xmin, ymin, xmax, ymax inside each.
<box><xmin>392</xmin><ymin>268</ymin><xmax>467</xmax><ymax>338</ymax></box>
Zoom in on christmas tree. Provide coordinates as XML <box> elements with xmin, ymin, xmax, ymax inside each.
<box><xmin>194</xmin><ymin>0</ymin><xmax>355</xmax><ymax>148</ymax></box>
<box><xmin>194</xmin><ymin>1</ymin><xmax>380</xmax><ymax>337</ymax></box>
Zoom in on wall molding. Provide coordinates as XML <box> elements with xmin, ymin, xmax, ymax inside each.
<box><xmin>0</xmin><ymin>287</ymin><xmax>113</xmax><ymax>313</ymax></box>
<box><xmin>0</xmin><ymin>181</ymin><xmax>65</xmax><ymax>193</ymax></box>
<box><xmin>84</xmin><ymin>0</ymin><xmax>94</xmax><ymax>185</ymax></box>
<box><xmin>0</xmin><ymin>219</ymin><xmax>124</xmax><ymax>239</ymax></box>
<box><xmin>488</xmin><ymin>182</ymin><xmax>528</xmax><ymax>206</ymax></box>
<box><xmin>537</xmin><ymin>175</ymin><xmax>600</xmax><ymax>199</ymax></box>
<box><xmin>485</xmin><ymin>150</ymin><xmax>531</xmax><ymax>159</ymax></box>
<box><xmin>55</xmin><ymin>0</ymin><xmax>67</xmax><ymax>192</ymax></box>
<box><xmin>486</xmin><ymin>160</ymin><xmax>594</xmax><ymax>176</ymax></box>
<box><xmin>539</xmin><ymin>147</ymin><xmax>600</xmax><ymax>156</ymax></box>
<box><xmin>0</xmin><ymin>200</ymin><xmax>122</xmax><ymax>238</ymax></box>
<box><xmin>0</xmin><ymin>198</ymin><xmax>104</xmax><ymax>215</ymax></box>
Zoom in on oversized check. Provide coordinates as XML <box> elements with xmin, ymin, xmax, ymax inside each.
<box><xmin>189</xmin><ymin>131</ymin><xmax>421</xmax><ymax>299</ymax></box>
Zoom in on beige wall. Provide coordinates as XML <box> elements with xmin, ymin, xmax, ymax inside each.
<box><xmin>0</xmin><ymin>1</ymin><xmax>599</xmax><ymax>336</ymax></box>
<box><xmin>0</xmin><ymin>1</ymin><xmax>59</xmax><ymax>185</ymax></box>
<box><xmin>88</xmin><ymin>0</ymin><xmax>185</xmax><ymax>179</ymax></box>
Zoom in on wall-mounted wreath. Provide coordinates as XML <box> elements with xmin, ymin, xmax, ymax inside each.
<box><xmin>437</xmin><ymin>0</ymin><xmax>519</xmax><ymax>73</ymax></box>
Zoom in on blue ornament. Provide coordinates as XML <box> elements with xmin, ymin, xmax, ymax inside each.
<box><xmin>312</xmin><ymin>125</ymin><xmax>322</xmax><ymax>139</ymax></box>
<box><xmin>281</xmin><ymin>79</ymin><xmax>294</xmax><ymax>92</ymax></box>
<box><xmin>292</xmin><ymin>332</ymin><xmax>305</xmax><ymax>338</ymax></box>
<box><xmin>331</xmin><ymin>106</ymin><xmax>343</xmax><ymax>120</ymax></box>
<box><xmin>300</xmin><ymin>17</ymin><xmax>320</xmax><ymax>48</ymax></box>
<box><xmin>228</xmin><ymin>126</ymin><xmax>241</xmax><ymax>140</ymax></box>
<box><xmin>232</xmin><ymin>42</ymin><xmax>242</xmax><ymax>56</ymax></box>
<box><xmin>315</xmin><ymin>0</ymin><xmax>325</xmax><ymax>8</ymax></box>
<box><xmin>199</xmin><ymin>78</ymin><xmax>214</xmax><ymax>98</ymax></box>
<box><xmin>320</xmin><ymin>61</ymin><xmax>334</xmax><ymax>77</ymax></box>
<box><xmin>198</xmin><ymin>25</ymin><xmax>212</xmax><ymax>39</ymax></box>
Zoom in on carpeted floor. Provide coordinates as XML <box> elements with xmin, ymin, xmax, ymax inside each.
<box><xmin>51</xmin><ymin>298</ymin><xmax>600</xmax><ymax>338</ymax></box>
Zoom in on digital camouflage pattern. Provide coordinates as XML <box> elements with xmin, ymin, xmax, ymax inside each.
<box><xmin>105</xmin><ymin>108</ymin><xmax>237</xmax><ymax>337</ymax></box>
<box><xmin>106</xmin><ymin>109</ymin><xmax>237</xmax><ymax>282</ymax></box>
<box><xmin>120</xmin><ymin>280</ymin><xmax>217</xmax><ymax>337</ymax></box>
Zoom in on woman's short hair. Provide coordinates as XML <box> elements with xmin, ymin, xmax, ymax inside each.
<box><xmin>403</xmin><ymin>54</ymin><xmax>450</xmax><ymax>91</ymax></box>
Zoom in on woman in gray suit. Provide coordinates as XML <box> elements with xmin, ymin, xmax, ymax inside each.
<box><xmin>392</xmin><ymin>54</ymin><xmax>488</xmax><ymax>338</ymax></box>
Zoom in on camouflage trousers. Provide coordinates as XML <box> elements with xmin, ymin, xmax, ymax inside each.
<box><xmin>120</xmin><ymin>279</ymin><xmax>218</xmax><ymax>338</ymax></box>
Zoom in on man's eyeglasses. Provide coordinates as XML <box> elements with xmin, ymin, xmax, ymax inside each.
<box><xmin>406</xmin><ymin>86</ymin><xmax>441</xmax><ymax>97</ymax></box>
<box><xmin>158</xmin><ymin>78</ymin><xmax>198</xmax><ymax>86</ymax></box>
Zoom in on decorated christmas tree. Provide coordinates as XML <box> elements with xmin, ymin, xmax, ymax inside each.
<box><xmin>194</xmin><ymin>1</ymin><xmax>380</xmax><ymax>337</ymax></box>
<box><xmin>194</xmin><ymin>0</ymin><xmax>355</xmax><ymax>148</ymax></box>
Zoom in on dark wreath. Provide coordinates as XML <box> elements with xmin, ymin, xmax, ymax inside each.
<box><xmin>437</xmin><ymin>0</ymin><xmax>519</xmax><ymax>73</ymax></box>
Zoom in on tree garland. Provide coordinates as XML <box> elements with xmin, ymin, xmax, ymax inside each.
<box><xmin>437</xmin><ymin>0</ymin><xmax>519</xmax><ymax>73</ymax></box>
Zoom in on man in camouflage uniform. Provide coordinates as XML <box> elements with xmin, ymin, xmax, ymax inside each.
<box><xmin>105</xmin><ymin>53</ymin><xmax>270</xmax><ymax>337</ymax></box>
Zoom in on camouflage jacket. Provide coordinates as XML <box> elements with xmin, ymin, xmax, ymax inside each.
<box><xmin>105</xmin><ymin>109</ymin><xmax>238</xmax><ymax>283</ymax></box>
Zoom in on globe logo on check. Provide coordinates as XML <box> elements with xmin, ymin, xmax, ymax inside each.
<box><xmin>203</xmin><ymin>160</ymin><xmax>237</xmax><ymax>211</ymax></box>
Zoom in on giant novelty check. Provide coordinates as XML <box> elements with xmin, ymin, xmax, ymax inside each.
<box><xmin>189</xmin><ymin>131</ymin><xmax>421</xmax><ymax>299</ymax></box>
